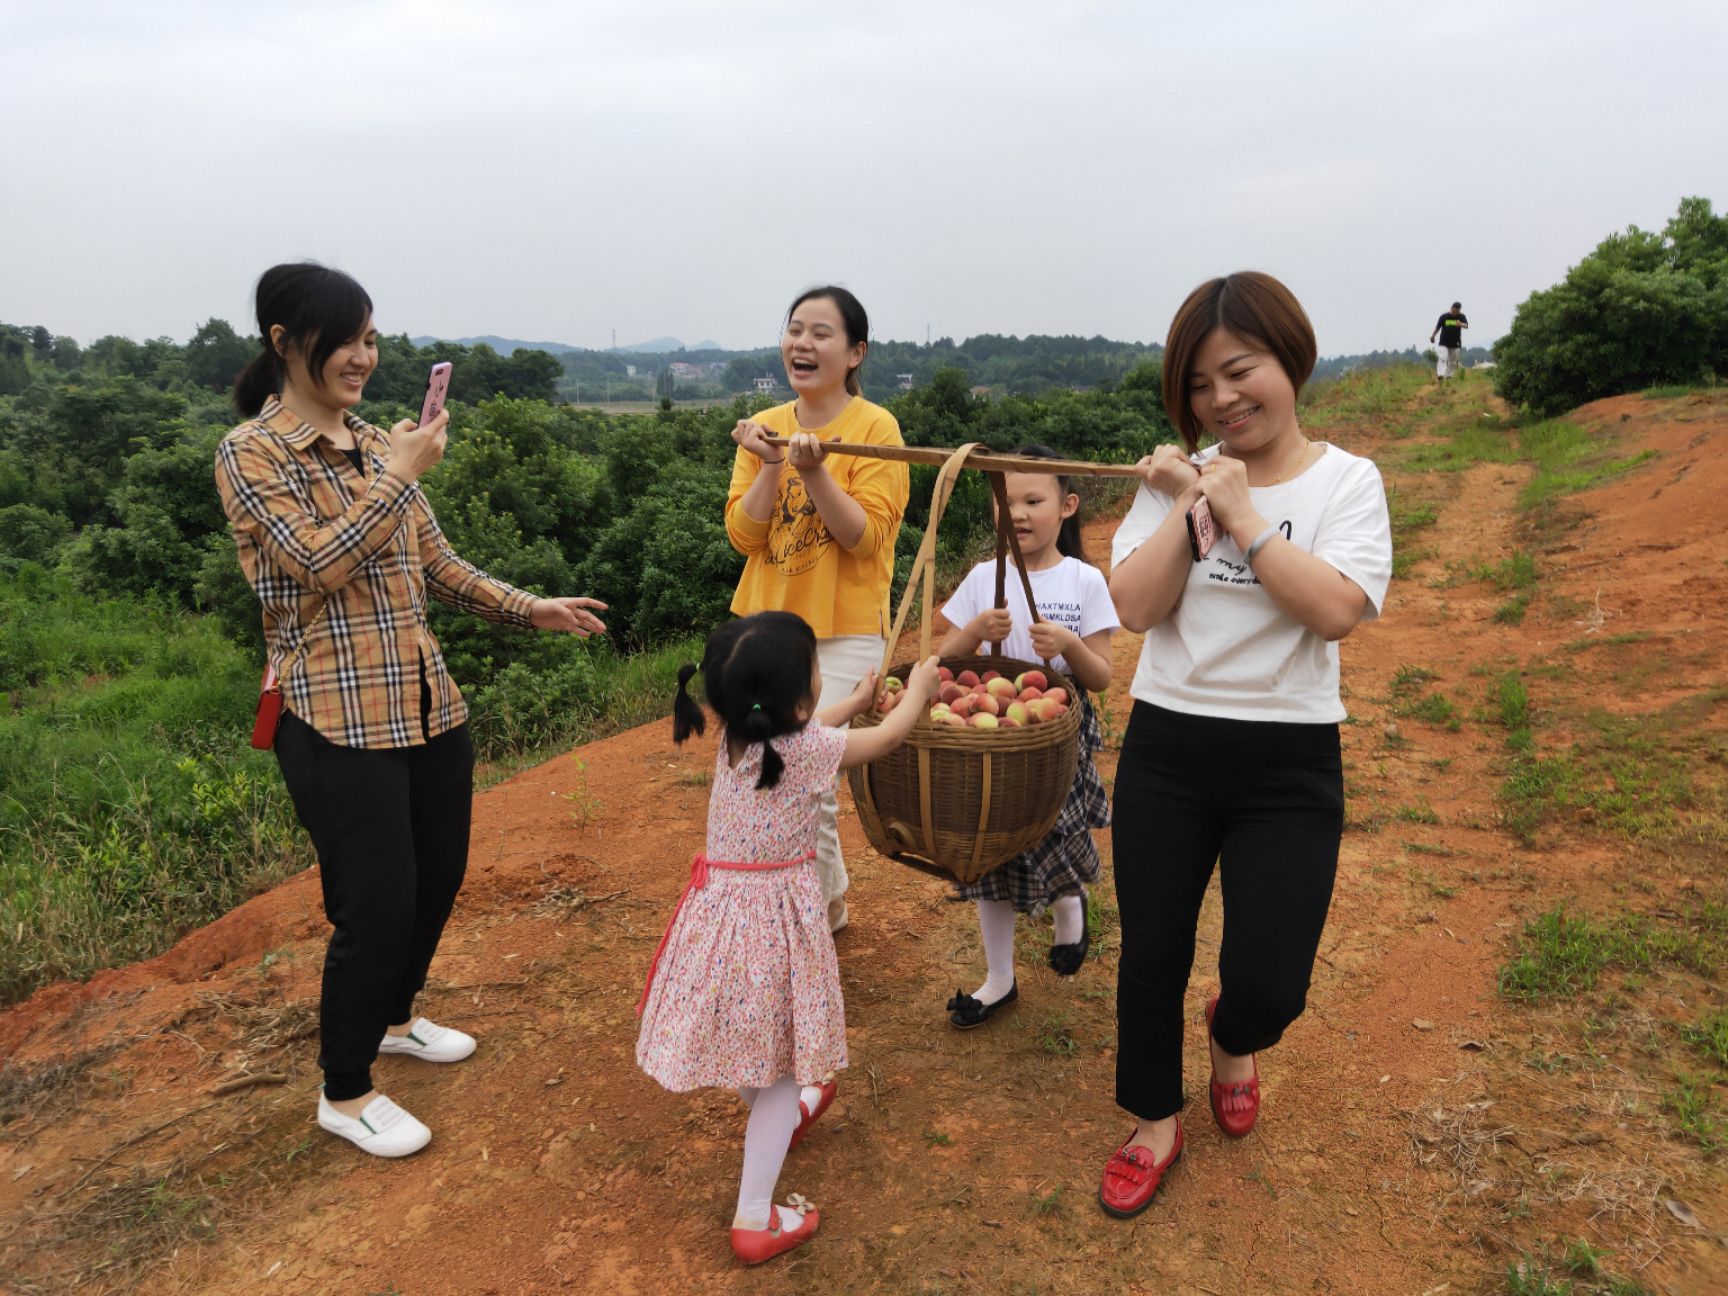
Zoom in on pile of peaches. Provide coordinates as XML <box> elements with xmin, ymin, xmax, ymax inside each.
<box><xmin>877</xmin><ymin>666</ymin><xmax>1072</xmax><ymax>730</ymax></box>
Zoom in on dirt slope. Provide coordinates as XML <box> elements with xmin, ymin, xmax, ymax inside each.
<box><xmin>3</xmin><ymin>383</ymin><xmax>1724</xmax><ymax>1295</ymax></box>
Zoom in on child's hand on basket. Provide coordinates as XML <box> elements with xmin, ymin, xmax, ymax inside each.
<box><xmin>965</xmin><ymin>607</ymin><xmax>1013</xmax><ymax>645</ymax></box>
<box><xmin>840</xmin><ymin>667</ymin><xmax>880</xmax><ymax>721</ymax></box>
<box><xmin>903</xmin><ymin>655</ymin><xmax>942</xmax><ymax>705</ymax></box>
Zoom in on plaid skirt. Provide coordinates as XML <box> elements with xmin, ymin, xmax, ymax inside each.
<box><xmin>953</xmin><ymin>690</ymin><xmax>1109</xmax><ymax>916</ymax></box>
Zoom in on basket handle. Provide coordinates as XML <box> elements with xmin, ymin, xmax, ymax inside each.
<box><xmin>987</xmin><ymin>471</ymin><xmax>1056</xmax><ymax>670</ymax></box>
<box><xmin>878</xmin><ymin>441</ymin><xmax>981</xmax><ymax>680</ymax></box>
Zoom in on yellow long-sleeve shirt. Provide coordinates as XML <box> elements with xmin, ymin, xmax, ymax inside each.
<box><xmin>725</xmin><ymin>397</ymin><xmax>910</xmax><ymax>638</ymax></box>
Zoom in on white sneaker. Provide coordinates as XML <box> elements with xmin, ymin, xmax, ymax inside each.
<box><xmin>377</xmin><ymin>1017</ymin><xmax>476</xmax><ymax>1063</ymax></box>
<box><xmin>827</xmin><ymin>898</ymin><xmax>849</xmax><ymax>934</ymax></box>
<box><xmin>317</xmin><ymin>1092</ymin><xmax>431</xmax><ymax>1158</ymax></box>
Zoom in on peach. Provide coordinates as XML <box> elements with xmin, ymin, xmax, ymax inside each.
<box><xmin>981</xmin><ymin>670</ymin><xmax>1001</xmax><ymax>684</ymax></box>
<box><xmin>1043</xmin><ymin>687</ymin><xmax>1068</xmax><ymax>707</ymax></box>
<box><xmin>1014</xmin><ymin>669</ymin><xmax>1048</xmax><ymax>692</ymax></box>
<box><xmin>942</xmin><ymin>712</ymin><xmax>969</xmax><ymax>727</ymax></box>
<box><xmin>999</xmin><ymin>716</ymin><xmax>1021</xmax><ymax>728</ymax></box>
<box><xmin>884</xmin><ymin>675</ymin><xmax>903</xmax><ymax>693</ymax></box>
<box><xmin>950</xmin><ymin>695</ymin><xmax>977</xmax><ymax>718</ymax></box>
<box><xmin>1017</xmin><ymin>686</ymin><xmax>1043</xmax><ymax>703</ymax></box>
<box><xmin>938</xmin><ymin>681</ymin><xmax>966</xmax><ymax>705</ymax></box>
<box><xmin>985</xmin><ymin>677</ymin><xmax>1016</xmax><ymax>700</ymax></box>
<box><xmin>937</xmin><ymin>666</ymin><xmax>954</xmax><ymax>683</ymax></box>
<box><xmin>1004</xmin><ymin>701</ymin><xmax>1030</xmax><ymax>726</ymax></box>
<box><xmin>970</xmin><ymin>712</ymin><xmax>999</xmax><ymax>730</ymax></box>
<box><xmin>955</xmin><ymin>670</ymin><xmax>980</xmax><ymax>688</ymax></box>
<box><xmin>973</xmin><ymin>693</ymin><xmax>1001</xmax><ymax>717</ymax></box>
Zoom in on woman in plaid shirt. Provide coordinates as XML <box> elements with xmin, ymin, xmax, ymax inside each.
<box><xmin>216</xmin><ymin>263</ymin><xmax>608</xmax><ymax>1158</ymax></box>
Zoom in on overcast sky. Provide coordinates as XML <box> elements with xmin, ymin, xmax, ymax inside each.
<box><xmin>4</xmin><ymin>0</ymin><xmax>1725</xmax><ymax>356</ymax></box>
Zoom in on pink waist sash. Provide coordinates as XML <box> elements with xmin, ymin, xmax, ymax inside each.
<box><xmin>636</xmin><ymin>850</ymin><xmax>817</xmax><ymax>1015</ymax></box>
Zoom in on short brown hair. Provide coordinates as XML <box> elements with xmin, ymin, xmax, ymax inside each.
<box><xmin>1161</xmin><ymin>272</ymin><xmax>1317</xmax><ymax>452</ymax></box>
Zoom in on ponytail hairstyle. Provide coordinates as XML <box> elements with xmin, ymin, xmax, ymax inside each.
<box><xmin>786</xmin><ymin>285</ymin><xmax>869</xmax><ymax>396</ymax></box>
<box><xmin>233</xmin><ymin>262</ymin><xmax>374</xmax><ymax>417</ymax></box>
<box><xmin>671</xmin><ymin>611</ymin><xmax>820</xmax><ymax>790</ymax></box>
<box><xmin>1011</xmin><ymin>443</ymin><xmax>1085</xmax><ymax>561</ymax></box>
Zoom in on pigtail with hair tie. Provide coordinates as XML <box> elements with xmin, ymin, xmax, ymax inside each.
<box><xmin>671</xmin><ymin>663</ymin><xmax>706</xmax><ymax>743</ymax></box>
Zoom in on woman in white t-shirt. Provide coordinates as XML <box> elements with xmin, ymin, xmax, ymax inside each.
<box><xmin>1095</xmin><ymin>272</ymin><xmax>1392</xmax><ymax>1219</ymax></box>
<box><xmin>932</xmin><ymin>446</ymin><xmax>1119</xmax><ymax>1030</ymax></box>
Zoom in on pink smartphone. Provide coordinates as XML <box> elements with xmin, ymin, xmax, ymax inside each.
<box><xmin>418</xmin><ymin>362</ymin><xmax>453</xmax><ymax>428</ymax></box>
<box><xmin>1186</xmin><ymin>497</ymin><xmax>1220</xmax><ymax>562</ymax></box>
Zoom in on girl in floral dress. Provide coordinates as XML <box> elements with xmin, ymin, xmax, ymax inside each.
<box><xmin>636</xmin><ymin>611</ymin><xmax>938</xmax><ymax>1265</ymax></box>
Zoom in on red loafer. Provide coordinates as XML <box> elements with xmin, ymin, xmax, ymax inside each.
<box><xmin>1206</xmin><ymin>995</ymin><xmax>1261</xmax><ymax>1138</ymax></box>
<box><xmin>1098</xmin><ymin>1120</ymin><xmax>1184</xmax><ymax>1218</ymax></box>
<box><xmin>789</xmin><ymin>1077</ymin><xmax>837</xmax><ymax>1150</ymax></box>
<box><xmin>730</xmin><ymin>1201</ymin><xmax>820</xmax><ymax>1265</ymax></box>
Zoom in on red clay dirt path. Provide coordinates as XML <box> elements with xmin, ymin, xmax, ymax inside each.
<box><xmin>2</xmin><ymin>384</ymin><xmax>1725</xmax><ymax>1294</ymax></box>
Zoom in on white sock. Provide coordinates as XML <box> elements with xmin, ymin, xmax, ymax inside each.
<box><xmin>733</xmin><ymin>1075</ymin><xmax>800</xmax><ymax>1230</ymax></box>
<box><xmin>974</xmin><ymin>899</ymin><xmax>1017</xmax><ymax>1005</ymax></box>
<box><xmin>1052</xmin><ymin>893</ymin><xmax>1085</xmax><ymax>946</ymax></box>
<box><xmin>800</xmin><ymin>1084</ymin><xmax>825</xmax><ymax>1115</ymax></box>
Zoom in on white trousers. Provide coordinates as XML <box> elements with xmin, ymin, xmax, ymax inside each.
<box><xmin>1437</xmin><ymin>346</ymin><xmax>1461</xmax><ymax>378</ymax></box>
<box><xmin>813</xmin><ymin>634</ymin><xmax>885</xmax><ymax>904</ymax></box>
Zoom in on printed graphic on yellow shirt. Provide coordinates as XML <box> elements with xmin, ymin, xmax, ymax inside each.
<box><xmin>768</xmin><ymin>473</ymin><xmax>830</xmax><ymax>576</ymax></box>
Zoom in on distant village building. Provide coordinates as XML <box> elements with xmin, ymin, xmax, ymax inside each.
<box><xmin>754</xmin><ymin>376</ymin><xmax>779</xmax><ymax>393</ymax></box>
<box><xmin>669</xmin><ymin>362</ymin><xmax>703</xmax><ymax>382</ymax></box>
<box><xmin>625</xmin><ymin>364</ymin><xmax>637</xmax><ymax>377</ymax></box>
<box><xmin>897</xmin><ymin>373</ymin><xmax>915</xmax><ymax>390</ymax></box>
<box><xmin>970</xmin><ymin>385</ymin><xmax>992</xmax><ymax>397</ymax></box>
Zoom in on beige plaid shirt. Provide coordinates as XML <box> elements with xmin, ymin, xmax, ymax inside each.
<box><xmin>215</xmin><ymin>398</ymin><xmax>536</xmax><ymax>748</ymax></box>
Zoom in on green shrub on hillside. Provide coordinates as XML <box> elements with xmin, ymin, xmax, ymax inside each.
<box><xmin>1495</xmin><ymin>196</ymin><xmax>1728</xmax><ymax>416</ymax></box>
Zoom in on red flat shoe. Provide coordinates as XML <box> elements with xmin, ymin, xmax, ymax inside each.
<box><xmin>1098</xmin><ymin>1120</ymin><xmax>1184</xmax><ymax>1218</ymax></box>
<box><xmin>1206</xmin><ymin>995</ymin><xmax>1261</xmax><ymax>1138</ymax></box>
<box><xmin>730</xmin><ymin>1200</ymin><xmax>820</xmax><ymax>1265</ymax></box>
<box><xmin>789</xmin><ymin>1077</ymin><xmax>837</xmax><ymax>1149</ymax></box>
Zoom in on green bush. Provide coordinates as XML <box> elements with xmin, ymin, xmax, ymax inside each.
<box><xmin>1495</xmin><ymin>197</ymin><xmax>1728</xmax><ymax>416</ymax></box>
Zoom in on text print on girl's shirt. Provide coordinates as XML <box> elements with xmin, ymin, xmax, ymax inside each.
<box><xmin>768</xmin><ymin>474</ymin><xmax>828</xmax><ymax>576</ymax></box>
<box><xmin>1205</xmin><ymin>520</ymin><xmax>1293</xmax><ymax>587</ymax></box>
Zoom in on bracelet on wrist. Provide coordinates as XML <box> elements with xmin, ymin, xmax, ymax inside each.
<box><xmin>1244</xmin><ymin>525</ymin><xmax>1281</xmax><ymax>565</ymax></box>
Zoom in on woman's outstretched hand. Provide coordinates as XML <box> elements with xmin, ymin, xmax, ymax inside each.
<box><xmin>530</xmin><ymin>597</ymin><xmax>609</xmax><ymax>636</ymax></box>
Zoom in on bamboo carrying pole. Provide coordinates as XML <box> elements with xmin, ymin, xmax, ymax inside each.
<box><xmin>758</xmin><ymin>436</ymin><xmax>1145</xmax><ymax>478</ymax></box>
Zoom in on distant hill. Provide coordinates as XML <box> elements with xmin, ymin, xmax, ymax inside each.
<box><xmin>411</xmin><ymin>334</ymin><xmax>584</xmax><ymax>357</ymax></box>
<box><xmin>411</xmin><ymin>334</ymin><xmax>726</xmax><ymax>357</ymax></box>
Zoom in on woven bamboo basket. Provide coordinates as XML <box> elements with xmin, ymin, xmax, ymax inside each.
<box><xmin>846</xmin><ymin>443</ymin><xmax>1084</xmax><ymax>885</ymax></box>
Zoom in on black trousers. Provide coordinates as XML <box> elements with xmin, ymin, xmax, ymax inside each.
<box><xmin>1111</xmin><ymin>701</ymin><xmax>1343</xmax><ymax>1121</ymax></box>
<box><xmin>274</xmin><ymin>698</ymin><xmax>474</xmax><ymax>1101</ymax></box>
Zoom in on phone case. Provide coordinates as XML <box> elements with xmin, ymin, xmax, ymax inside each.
<box><xmin>1185</xmin><ymin>497</ymin><xmax>1220</xmax><ymax>562</ymax></box>
<box><xmin>418</xmin><ymin>362</ymin><xmax>453</xmax><ymax>428</ymax></box>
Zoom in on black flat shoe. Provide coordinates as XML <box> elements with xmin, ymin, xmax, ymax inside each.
<box><xmin>1048</xmin><ymin>903</ymin><xmax>1090</xmax><ymax>976</ymax></box>
<box><xmin>947</xmin><ymin>981</ymin><xmax>1018</xmax><ymax>1030</ymax></box>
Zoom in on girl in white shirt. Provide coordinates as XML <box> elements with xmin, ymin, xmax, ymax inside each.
<box><xmin>933</xmin><ymin>447</ymin><xmax>1118</xmax><ymax>1029</ymax></box>
<box><xmin>1096</xmin><ymin>273</ymin><xmax>1392</xmax><ymax>1219</ymax></box>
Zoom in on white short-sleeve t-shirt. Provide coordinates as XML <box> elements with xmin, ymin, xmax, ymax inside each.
<box><xmin>1109</xmin><ymin>443</ymin><xmax>1392</xmax><ymax>723</ymax></box>
<box><xmin>938</xmin><ymin>555</ymin><xmax>1119</xmax><ymax>676</ymax></box>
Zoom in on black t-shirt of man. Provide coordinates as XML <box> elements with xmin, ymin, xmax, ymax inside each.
<box><xmin>1435</xmin><ymin>313</ymin><xmax>1468</xmax><ymax>348</ymax></box>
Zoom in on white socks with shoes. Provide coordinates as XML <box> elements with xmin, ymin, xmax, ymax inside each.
<box><xmin>734</xmin><ymin>1076</ymin><xmax>802</xmax><ymax>1230</ymax></box>
<box><xmin>1051</xmin><ymin>894</ymin><xmax>1085</xmax><ymax>947</ymax></box>
<box><xmin>972</xmin><ymin>898</ymin><xmax>1017</xmax><ymax>1006</ymax></box>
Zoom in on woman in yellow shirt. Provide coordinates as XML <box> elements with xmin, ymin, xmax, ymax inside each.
<box><xmin>725</xmin><ymin>286</ymin><xmax>910</xmax><ymax>932</ymax></box>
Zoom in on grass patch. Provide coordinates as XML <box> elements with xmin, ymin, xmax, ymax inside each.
<box><xmin>1516</xmin><ymin>418</ymin><xmax>1659</xmax><ymax>511</ymax></box>
<box><xmin>1300</xmin><ymin>362</ymin><xmax>1431</xmax><ymax>428</ymax></box>
<box><xmin>1680</xmin><ymin>1011</ymin><xmax>1728</xmax><ymax>1070</ymax></box>
<box><xmin>1035</xmin><ymin>1011</ymin><xmax>1080</xmax><ymax>1059</ymax></box>
<box><xmin>1494</xmin><ymin>592</ymin><xmax>1534</xmax><ymax>625</ymax></box>
<box><xmin>0</xmin><ymin>573</ymin><xmax>698</xmax><ymax>1005</ymax></box>
<box><xmin>1397</xmin><ymin>692</ymin><xmax>1462</xmax><ymax>730</ymax></box>
<box><xmin>1663</xmin><ymin>1075</ymin><xmax>1726</xmax><ymax>1152</ymax></box>
<box><xmin>1393</xmin><ymin>800</ymin><xmax>1441</xmax><ymax>824</ymax></box>
<box><xmin>1505</xmin><ymin>1239</ymin><xmax>1654</xmax><ymax>1295</ymax></box>
<box><xmin>1498</xmin><ymin>907</ymin><xmax>1722</xmax><ymax>1002</ymax></box>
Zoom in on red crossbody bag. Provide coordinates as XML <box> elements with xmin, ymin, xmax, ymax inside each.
<box><xmin>250</xmin><ymin>600</ymin><xmax>329</xmax><ymax>750</ymax></box>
